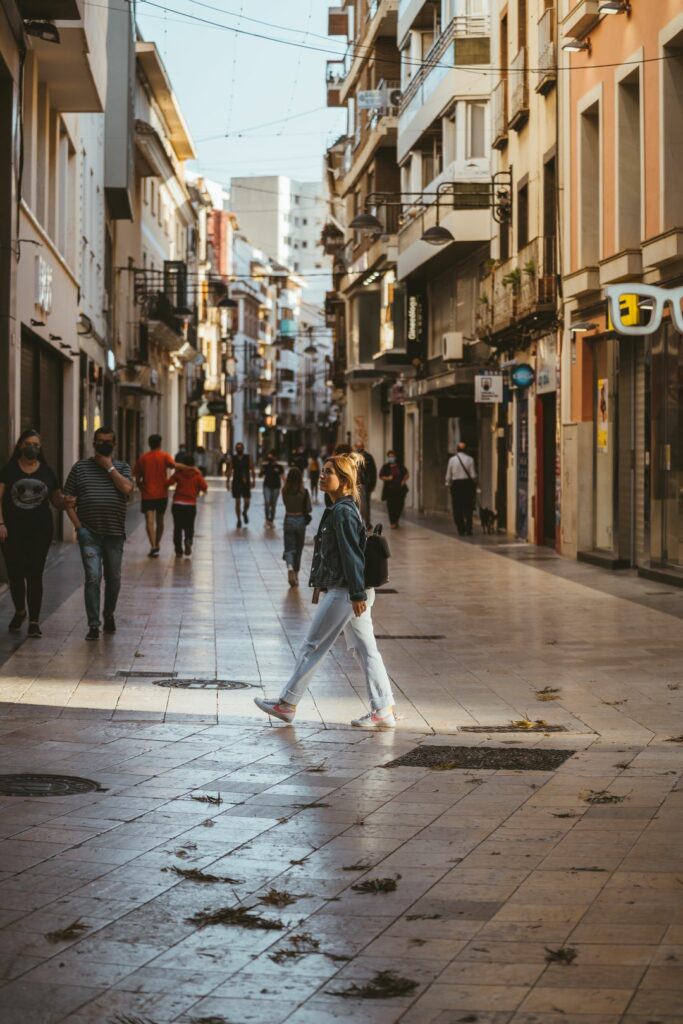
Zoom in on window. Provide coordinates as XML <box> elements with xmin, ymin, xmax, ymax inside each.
<box><xmin>301</xmin><ymin>241</ymin><xmax>308</xmax><ymax>249</ymax></box>
<box><xmin>150</xmin><ymin>180</ymin><xmax>156</xmax><ymax>216</ymax></box>
<box><xmin>580</xmin><ymin>101</ymin><xmax>600</xmax><ymax>266</ymax></box>
<box><xmin>302</xmin><ymin>218</ymin><xmax>308</xmax><ymax>225</ymax></box>
<box><xmin>662</xmin><ymin>30</ymin><xmax>683</xmax><ymax>226</ymax></box>
<box><xmin>517</xmin><ymin>182</ymin><xmax>529</xmax><ymax>250</ymax></box>
<box><xmin>617</xmin><ymin>71</ymin><xmax>641</xmax><ymax>250</ymax></box>
<box><xmin>443</xmin><ymin>106</ymin><xmax>456</xmax><ymax>165</ymax></box>
<box><xmin>467</xmin><ymin>103</ymin><xmax>486</xmax><ymax>159</ymax></box>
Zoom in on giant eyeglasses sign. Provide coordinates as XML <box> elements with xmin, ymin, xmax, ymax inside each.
<box><xmin>606</xmin><ymin>285</ymin><xmax>683</xmax><ymax>336</ymax></box>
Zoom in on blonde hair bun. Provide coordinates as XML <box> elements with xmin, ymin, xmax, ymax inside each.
<box><xmin>325</xmin><ymin>450</ymin><xmax>363</xmax><ymax>504</ymax></box>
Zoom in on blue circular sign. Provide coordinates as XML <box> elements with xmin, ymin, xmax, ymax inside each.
<box><xmin>511</xmin><ymin>363</ymin><xmax>535</xmax><ymax>388</ymax></box>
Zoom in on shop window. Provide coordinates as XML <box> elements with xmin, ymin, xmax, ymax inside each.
<box><xmin>617</xmin><ymin>70</ymin><xmax>641</xmax><ymax>250</ymax></box>
<box><xmin>579</xmin><ymin>101</ymin><xmax>600</xmax><ymax>266</ymax></box>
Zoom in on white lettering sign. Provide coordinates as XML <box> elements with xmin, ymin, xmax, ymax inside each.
<box><xmin>475</xmin><ymin>373</ymin><xmax>504</xmax><ymax>404</ymax></box>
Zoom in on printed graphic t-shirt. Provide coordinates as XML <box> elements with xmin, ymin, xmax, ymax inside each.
<box><xmin>133</xmin><ymin>450</ymin><xmax>175</xmax><ymax>500</ymax></box>
<box><xmin>0</xmin><ymin>459</ymin><xmax>59</xmax><ymax>536</ymax></box>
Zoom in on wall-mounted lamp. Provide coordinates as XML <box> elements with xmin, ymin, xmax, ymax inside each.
<box><xmin>570</xmin><ymin>321</ymin><xmax>598</xmax><ymax>333</ymax></box>
<box><xmin>562</xmin><ymin>37</ymin><xmax>592</xmax><ymax>53</ymax></box>
<box><xmin>24</xmin><ymin>20</ymin><xmax>60</xmax><ymax>43</ymax></box>
<box><xmin>598</xmin><ymin>0</ymin><xmax>630</xmax><ymax>13</ymax></box>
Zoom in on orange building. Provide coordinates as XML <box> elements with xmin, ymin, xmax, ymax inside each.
<box><xmin>560</xmin><ymin>1</ymin><xmax>683</xmax><ymax>583</ymax></box>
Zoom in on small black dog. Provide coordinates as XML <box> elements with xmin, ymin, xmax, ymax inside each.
<box><xmin>479</xmin><ymin>506</ymin><xmax>498</xmax><ymax>534</ymax></box>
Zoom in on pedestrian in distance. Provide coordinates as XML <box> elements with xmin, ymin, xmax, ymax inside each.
<box><xmin>254</xmin><ymin>451</ymin><xmax>397</xmax><ymax>730</ymax></box>
<box><xmin>259</xmin><ymin>449</ymin><xmax>284</xmax><ymax>528</ymax></box>
<box><xmin>194</xmin><ymin>445</ymin><xmax>208</xmax><ymax>476</ymax></box>
<box><xmin>174</xmin><ymin>443</ymin><xmax>188</xmax><ymax>461</ymax></box>
<box><xmin>63</xmin><ymin>427</ymin><xmax>134</xmax><ymax>641</ymax></box>
<box><xmin>0</xmin><ymin>428</ymin><xmax>75</xmax><ymax>638</ymax></box>
<box><xmin>226</xmin><ymin>442</ymin><xmax>255</xmax><ymax>528</ymax></box>
<box><xmin>446</xmin><ymin>441</ymin><xmax>477</xmax><ymax>536</ymax></box>
<box><xmin>133</xmin><ymin>434</ymin><xmax>175</xmax><ymax>558</ymax></box>
<box><xmin>290</xmin><ymin>445</ymin><xmax>308</xmax><ymax>474</ymax></box>
<box><xmin>281</xmin><ymin>466</ymin><xmax>312</xmax><ymax>588</ymax></box>
<box><xmin>166</xmin><ymin>453</ymin><xmax>208</xmax><ymax>557</ymax></box>
<box><xmin>308</xmin><ymin>452</ymin><xmax>320</xmax><ymax>503</ymax></box>
<box><xmin>379</xmin><ymin>450</ymin><xmax>409</xmax><ymax>529</ymax></box>
<box><xmin>356</xmin><ymin>441</ymin><xmax>377</xmax><ymax>528</ymax></box>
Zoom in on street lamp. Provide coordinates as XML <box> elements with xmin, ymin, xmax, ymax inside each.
<box><xmin>562</xmin><ymin>37</ymin><xmax>591</xmax><ymax>53</ymax></box>
<box><xmin>421</xmin><ymin>223</ymin><xmax>455</xmax><ymax>246</ymax></box>
<box><xmin>598</xmin><ymin>1</ymin><xmax>630</xmax><ymax>13</ymax></box>
<box><xmin>570</xmin><ymin>321</ymin><xmax>598</xmax><ymax>333</ymax></box>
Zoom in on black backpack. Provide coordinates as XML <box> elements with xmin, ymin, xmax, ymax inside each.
<box><xmin>364</xmin><ymin>524</ymin><xmax>390</xmax><ymax>588</ymax></box>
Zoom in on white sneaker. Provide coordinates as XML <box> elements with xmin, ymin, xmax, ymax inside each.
<box><xmin>254</xmin><ymin>697</ymin><xmax>295</xmax><ymax>724</ymax></box>
<box><xmin>351</xmin><ymin>710</ymin><xmax>396</xmax><ymax>730</ymax></box>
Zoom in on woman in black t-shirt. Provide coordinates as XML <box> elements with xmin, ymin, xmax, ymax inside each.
<box><xmin>379</xmin><ymin>450</ymin><xmax>409</xmax><ymax>529</ymax></box>
<box><xmin>0</xmin><ymin>428</ymin><xmax>73</xmax><ymax>637</ymax></box>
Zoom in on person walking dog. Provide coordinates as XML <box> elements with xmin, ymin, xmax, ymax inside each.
<box><xmin>64</xmin><ymin>427</ymin><xmax>133</xmax><ymax>641</ymax></box>
<box><xmin>0</xmin><ymin>428</ymin><xmax>74</xmax><ymax>638</ymax></box>
<box><xmin>281</xmin><ymin>466</ymin><xmax>312</xmax><ymax>587</ymax></box>
<box><xmin>254</xmin><ymin>451</ymin><xmax>396</xmax><ymax>729</ymax></box>
<box><xmin>445</xmin><ymin>441</ymin><xmax>477</xmax><ymax>536</ymax></box>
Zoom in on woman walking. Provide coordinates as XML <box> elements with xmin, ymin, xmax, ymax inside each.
<box><xmin>379</xmin><ymin>450</ymin><xmax>409</xmax><ymax>529</ymax></box>
<box><xmin>166</xmin><ymin>454</ymin><xmax>208</xmax><ymax>557</ymax></box>
<box><xmin>259</xmin><ymin>450</ymin><xmax>284</xmax><ymax>528</ymax></box>
<box><xmin>254</xmin><ymin>451</ymin><xmax>396</xmax><ymax>729</ymax></box>
<box><xmin>281</xmin><ymin>466</ymin><xmax>312</xmax><ymax>587</ymax></box>
<box><xmin>0</xmin><ymin>428</ymin><xmax>73</xmax><ymax>637</ymax></box>
<box><xmin>308</xmin><ymin>452</ymin><xmax>320</xmax><ymax>503</ymax></box>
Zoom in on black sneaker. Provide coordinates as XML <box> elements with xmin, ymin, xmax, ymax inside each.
<box><xmin>175</xmin><ymin>548</ymin><xmax>183</xmax><ymax>556</ymax></box>
<box><xmin>243</xmin><ymin>510</ymin><xmax>249</xmax><ymax>524</ymax></box>
<box><xmin>86</xmin><ymin>626</ymin><xmax>100</xmax><ymax>641</ymax></box>
<box><xmin>103</xmin><ymin>615</ymin><xmax>116</xmax><ymax>634</ymax></box>
<box><xmin>236</xmin><ymin>519</ymin><xmax>242</xmax><ymax>529</ymax></box>
<box><xmin>27</xmin><ymin>622</ymin><xmax>42</xmax><ymax>638</ymax></box>
<box><xmin>8</xmin><ymin>611</ymin><xmax>26</xmax><ymax>632</ymax></box>
<box><xmin>184</xmin><ymin>541</ymin><xmax>192</xmax><ymax>556</ymax></box>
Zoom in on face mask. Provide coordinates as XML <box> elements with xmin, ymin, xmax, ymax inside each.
<box><xmin>95</xmin><ymin>441</ymin><xmax>114</xmax><ymax>456</ymax></box>
<box><xmin>388</xmin><ymin>456</ymin><xmax>396</xmax><ymax>464</ymax></box>
<box><xmin>22</xmin><ymin>445</ymin><xmax>40</xmax><ymax>461</ymax></box>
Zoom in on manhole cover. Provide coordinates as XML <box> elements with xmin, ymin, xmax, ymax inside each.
<box><xmin>116</xmin><ymin>670</ymin><xmax>178</xmax><ymax>678</ymax></box>
<box><xmin>375</xmin><ymin>634</ymin><xmax>445</xmax><ymax>640</ymax></box>
<box><xmin>152</xmin><ymin>678</ymin><xmax>254</xmax><ymax>690</ymax></box>
<box><xmin>0</xmin><ymin>774</ymin><xmax>106</xmax><ymax>797</ymax></box>
<box><xmin>383</xmin><ymin>746</ymin><xmax>575</xmax><ymax>772</ymax></box>
<box><xmin>461</xmin><ymin>724</ymin><xmax>567</xmax><ymax>733</ymax></box>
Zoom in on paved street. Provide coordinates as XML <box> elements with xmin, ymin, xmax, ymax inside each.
<box><xmin>0</xmin><ymin>484</ymin><xmax>682</xmax><ymax>1024</ymax></box>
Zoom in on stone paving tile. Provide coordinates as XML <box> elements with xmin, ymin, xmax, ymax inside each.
<box><xmin>1</xmin><ymin>491</ymin><xmax>683</xmax><ymax>1021</ymax></box>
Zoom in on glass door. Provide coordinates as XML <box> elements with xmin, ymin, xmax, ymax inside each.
<box><xmin>661</xmin><ymin>324</ymin><xmax>683</xmax><ymax>567</ymax></box>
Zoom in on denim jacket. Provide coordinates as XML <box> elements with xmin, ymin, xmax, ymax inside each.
<box><xmin>309</xmin><ymin>495</ymin><xmax>367</xmax><ymax>601</ymax></box>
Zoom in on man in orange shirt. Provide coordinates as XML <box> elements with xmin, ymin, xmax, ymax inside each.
<box><xmin>133</xmin><ymin>435</ymin><xmax>175</xmax><ymax>557</ymax></box>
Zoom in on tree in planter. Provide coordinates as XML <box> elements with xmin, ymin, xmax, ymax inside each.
<box><xmin>502</xmin><ymin>268</ymin><xmax>521</xmax><ymax>292</ymax></box>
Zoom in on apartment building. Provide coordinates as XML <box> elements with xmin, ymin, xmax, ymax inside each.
<box><xmin>559</xmin><ymin>0</ymin><xmax>683</xmax><ymax>585</ymax></box>
<box><xmin>396</xmin><ymin>0</ymin><xmax>494</xmax><ymax>516</ymax></box>
<box><xmin>479</xmin><ymin>0</ymin><xmax>560</xmax><ymax>543</ymax></box>
<box><xmin>325</xmin><ymin>0</ymin><xmax>402</xmax><ymax>457</ymax></box>
<box><xmin>111</xmin><ymin>38</ymin><xmax>199</xmax><ymax>466</ymax></box>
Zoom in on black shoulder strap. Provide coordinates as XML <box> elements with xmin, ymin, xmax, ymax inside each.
<box><xmin>456</xmin><ymin>453</ymin><xmax>473</xmax><ymax>480</ymax></box>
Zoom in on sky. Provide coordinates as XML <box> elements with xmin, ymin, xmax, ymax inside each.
<box><xmin>136</xmin><ymin>0</ymin><xmax>348</xmax><ymax>191</ymax></box>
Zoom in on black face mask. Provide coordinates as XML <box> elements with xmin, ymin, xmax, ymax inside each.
<box><xmin>95</xmin><ymin>441</ymin><xmax>114</xmax><ymax>457</ymax></box>
<box><xmin>22</xmin><ymin>445</ymin><xmax>40</xmax><ymax>461</ymax></box>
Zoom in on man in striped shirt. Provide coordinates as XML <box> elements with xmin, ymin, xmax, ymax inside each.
<box><xmin>64</xmin><ymin>427</ymin><xmax>133</xmax><ymax>641</ymax></box>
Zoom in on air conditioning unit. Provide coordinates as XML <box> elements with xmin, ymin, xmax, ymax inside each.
<box><xmin>442</xmin><ymin>331</ymin><xmax>464</xmax><ymax>361</ymax></box>
<box><xmin>382</xmin><ymin>87</ymin><xmax>402</xmax><ymax>109</ymax></box>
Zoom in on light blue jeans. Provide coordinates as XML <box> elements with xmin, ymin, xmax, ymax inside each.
<box><xmin>76</xmin><ymin>526</ymin><xmax>124</xmax><ymax>628</ymax></box>
<box><xmin>280</xmin><ymin>588</ymin><xmax>394</xmax><ymax>712</ymax></box>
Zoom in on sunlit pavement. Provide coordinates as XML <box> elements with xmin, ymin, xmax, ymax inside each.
<box><xmin>0</xmin><ymin>483</ymin><xmax>682</xmax><ymax>1023</ymax></box>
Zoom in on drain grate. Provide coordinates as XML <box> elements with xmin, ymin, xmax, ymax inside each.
<box><xmin>116</xmin><ymin>670</ymin><xmax>177</xmax><ymax>678</ymax></box>
<box><xmin>0</xmin><ymin>774</ymin><xmax>106</xmax><ymax>797</ymax></box>
<box><xmin>153</xmin><ymin>678</ymin><xmax>254</xmax><ymax>690</ymax></box>
<box><xmin>461</xmin><ymin>724</ymin><xmax>567</xmax><ymax>734</ymax></box>
<box><xmin>383</xmin><ymin>745</ymin><xmax>575</xmax><ymax>772</ymax></box>
<box><xmin>375</xmin><ymin>634</ymin><xmax>445</xmax><ymax>641</ymax></box>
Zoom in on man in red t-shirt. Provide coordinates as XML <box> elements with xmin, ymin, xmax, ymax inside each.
<box><xmin>133</xmin><ymin>435</ymin><xmax>175</xmax><ymax>557</ymax></box>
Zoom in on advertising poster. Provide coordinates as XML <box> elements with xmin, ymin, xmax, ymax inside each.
<box><xmin>597</xmin><ymin>378</ymin><xmax>609</xmax><ymax>452</ymax></box>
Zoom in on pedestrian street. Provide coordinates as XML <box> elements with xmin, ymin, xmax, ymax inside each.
<box><xmin>0</xmin><ymin>483</ymin><xmax>682</xmax><ymax>1024</ymax></box>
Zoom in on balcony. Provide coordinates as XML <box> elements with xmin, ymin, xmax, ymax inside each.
<box><xmin>491</xmin><ymin>78</ymin><xmax>508</xmax><ymax>150</ymax></box>
<box><xmin>326</xmin><ymin>60</ymin><xmax>346</xmax><ymax>107</ymax></box>
<box><xmin>340</xmin><ymin>0</ymin><xmax>399</xmax><ymax>103</ymax></box>
<box><xmin>479</xmin><ymin>239</ymin><xmax>558</xmax><ymax>339</ymax></box>
<box><xmin>328</xmin><ymin>5</ymin><xmax>348</xmax><ymax>34</ymax></box>
<box><xmin>146</xmin><ymin>292</ymin><xmax>185</xmax><ymax>349</ymax></box>
<box><xmin>24</xmin><ymin>0</ymin><xmax>107</xmax><ymax>112</ymax></box>
<box><xmin>508</xmin><ymin>47</ymin><xmax>529</xmax><ymax>132</ymax></box>
<box><xmin>536</xmin><ymin>8</ymin><xmax>557</xmax><ymax>95</ymax></box>
<box><xmin>561</xmin><ymin>0</ymin><xmax>600</xmax><ymax>41</ymax></box>
<box><xmin>516</xmin><ymin>237</ymin><xmax>558</xmax><ymax>318</ymax></box>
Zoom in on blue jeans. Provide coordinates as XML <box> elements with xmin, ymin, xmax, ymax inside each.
<box><xmin>283</xmin><ymin>514</ymin><xmax>306</xmax><ymax>572</ymax></box>
<box><xmin>280</xmin><ymin>588</ymin><xmax>394</xmax><ymax>712</ymax></box>
<box><xmin>76</xmin><ymin>526</ymin><xmax>124</xmax><ymax>628</ymax></box>
<box><xmin>263</xmin><ymin>485</ymin><xmax>279</xmax><ymax>522</ymax></box>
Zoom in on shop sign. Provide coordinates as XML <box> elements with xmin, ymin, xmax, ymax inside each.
<box><xmin>34</xmin><ymin>256</ymin><xmax>53</xmax><ymax>316</ymax></box>
<box><xmin>475</xmin><ymin>373</ymin><xmax>503</xmax><ymax>403</ymax></box>
<box><xmin>511</xmin><ymin>363</ymin><xmax>535</xmax><ymax>389</ymax></box>
<box><xmin>597</xmin><ymin>378</ymin><xmax>608</xmax><ymax>453</ymax></box>
<box><xmin>536</xmin><ymin>336</ymin><xmax>558</xmax><ymax>394</ymax></box>
<box><xmin>199</xmin><ymin>415</ymin><xmax>216</xmax><ymax>433</ymax></box>
<box><xmin>208</xmin><ymin>398</ymin><xmax>227</xmax><ymax>415</ymax></box>
<box><xmin>606</xmin><ymin>284</ymin><xmax>683</xmax><ymax>336</ymax></box>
